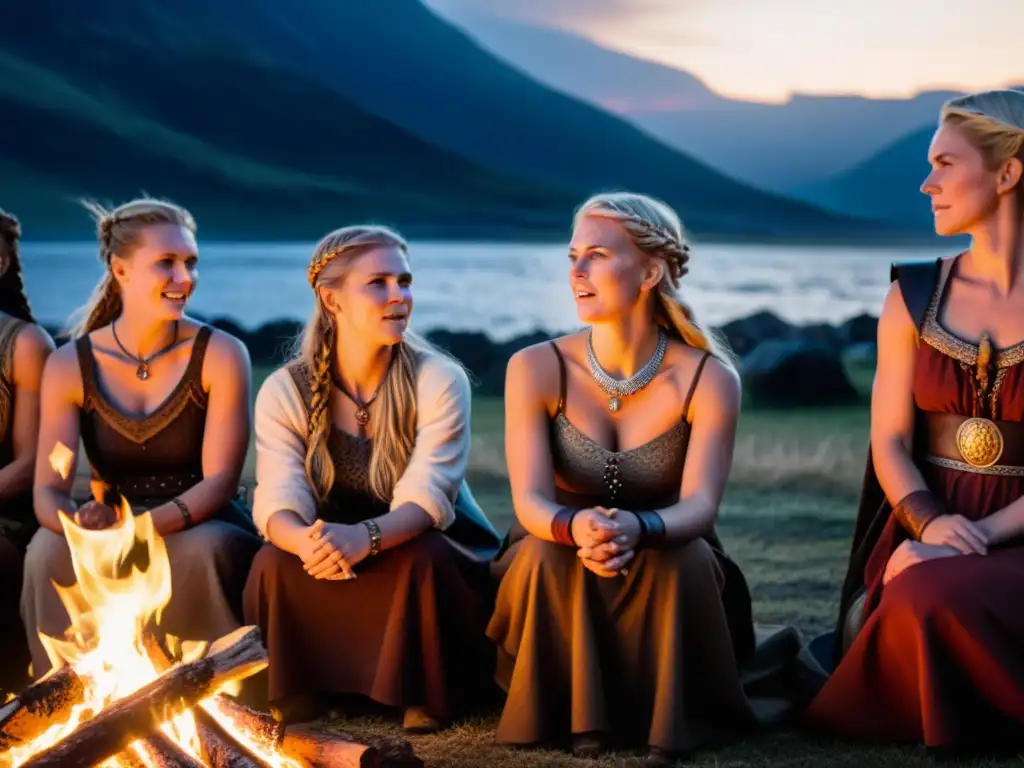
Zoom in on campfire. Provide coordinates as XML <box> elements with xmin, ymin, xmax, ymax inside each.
<box><xmin>0</xmin><ymin>444</ymin><xmax>421</xmax><ymax>768</ymax></box>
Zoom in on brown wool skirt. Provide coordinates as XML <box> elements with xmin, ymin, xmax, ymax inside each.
<box><xmin>0</xmin><ymin>531</ymin><xmax>30</xmax><ymax>692</ymax></box>
<box><xmin>243</xmin><ymin>531</ymin><xmax>497</xmax><ymax>722</ymax></box>
<box><xmin>487</xmin><ymin>535</ymin><xmax>768</xmax><ymax>753</ymax></box>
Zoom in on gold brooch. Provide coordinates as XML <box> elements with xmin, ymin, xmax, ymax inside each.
<box><xmin>956</xmin><ymin>417</ymin><xmax>1004</xmax><ymax>468</ymax></box>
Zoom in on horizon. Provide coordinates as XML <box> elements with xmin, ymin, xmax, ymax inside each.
<box><xmin>425</xmin><ymin>0</ymin><xmax>1023</xmax><ymax>104</ymax></box>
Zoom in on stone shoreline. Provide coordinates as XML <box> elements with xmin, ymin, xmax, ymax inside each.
<box><xmin>45</xmin><ymin>310</ymin><xmax>879</xmax><ymax>408</ymax></box>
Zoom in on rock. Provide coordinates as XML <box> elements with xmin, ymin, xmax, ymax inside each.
<box><xmin>740</xmin><ymin>340</ymin><xmax>861</xmax><ymax>408</ymax></box>
<box><xmin>718</xmin><ymin>311</ymin><xmax>796</xmax><ymax>357</ymax></box>
<box><xmin>839</xmin><ymin>313</ymin><xmax>878</xmax><ymax>345</ymax></box>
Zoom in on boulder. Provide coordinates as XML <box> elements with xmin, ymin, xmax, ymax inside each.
<box><xmin>717</xmin><ymin>311</ymin><xmax>796</xmax><ymax>357</ymax></box>
<box><xmin>740</xmin><ymin>340</ymin><xmax>861</xmax><ymax>408</ymax></box>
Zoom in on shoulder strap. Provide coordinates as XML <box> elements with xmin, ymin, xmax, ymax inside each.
<box><xmin>682</xmin><ymin>351</ymin><xmax>711</xmax><ymax>421</ymax></box>
<box><xmin>183</xmin><ymin>325</ymin><xmax>214</xmax><ymax>383</ymax></box>
<box><xmin>548</xmin><ymin>341</ymin><xmax>566</xmax><ymax>414</ymax></box>
<box><xmin>75</xmin><ymin>335</ymin><xmax>98</xmax><ymax>394</ymax></box>
<box><xmin>890</xmin><ymin>257</ymin><xmax>942</xmax><ymax>333</ymax></box>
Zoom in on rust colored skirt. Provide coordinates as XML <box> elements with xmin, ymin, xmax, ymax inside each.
<box><xmin>805</xmin><ymin>540</ymin><xmax>1024</xmax><ymax>747</ymax></box>
<box><xmin>243</xmin><ymin>531</ymin><xmax>497</xmax><ymax>723</ymax></box>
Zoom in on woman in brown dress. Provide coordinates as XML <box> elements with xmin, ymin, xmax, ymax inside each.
<box><xmin>488</xmin><ymin>192</ymin><xmax>800</xmax><ymax>765</ymax></box>
<box><xmin>244</xmin><ymin>225</ymin><xmax>497</xmax><ymax>733</ymax></box>
<box><xmin>806</xmin><ymin>89</ymin><xmax>1024</xmax><ymax>753</ymax></box>
<box><xmin>21</xmin><ymin>198</ymin><xmax>261</xmax><ymax>678</ymax></box>
<box><xmin>0</xmin><ymin>209</ymin><xmax>55</xmax><ymax>693</ymax></box>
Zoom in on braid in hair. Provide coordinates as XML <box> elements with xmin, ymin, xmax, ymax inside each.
<box><xmin>303</xmin><ymin>315</ymin><xmax>337</xmax><ymax>502</ymax></box>
<box><xmin>0</xmin><ymin>210</ymin><xmax>35</xmax><ymax>323</ymax></box>
<box><xmin>574</xmin><ymin>191</ymin><xmax>736</xmax><ymax>369</ymax></box>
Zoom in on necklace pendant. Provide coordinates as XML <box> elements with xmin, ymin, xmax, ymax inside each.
<box><xmin>355</xmin><ymin>408</ymin><xmax>371</xmax><ymax>426</ymax></box>
<box><xmin>136</xmin><ymin>363</ymin><xmax>150</xmax><ymax>381</ymax></box>
<box><xmin>608</xmin><ymin>396</ymin><xmax>621</xmax><ymax>413</ymax></box>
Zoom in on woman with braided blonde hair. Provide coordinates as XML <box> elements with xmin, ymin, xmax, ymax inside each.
<box><xmin>486</xmin><ymin>192</ymin><xmax>809</xmax><ymax>763</ymax></box>
<box><xmin>807</xmin><ymin>89</ymin><xmax>1024</xmax><ymax>752</ymax></box>
<box><xmin>22</xmin><ymin>197</ymin><xmax>261</xmax><ymax>679</ymax></box>
<box><xmin>244</xmin><ymin>225</ymin><xmax>499</xmax><ymax>732</ymax></box>
<box><xmin>0</xmin><ymin>209</ymin><xmax>55</xmax><ymax>694</ymax></box>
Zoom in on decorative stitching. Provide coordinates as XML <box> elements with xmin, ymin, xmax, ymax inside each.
<box><xmin>82</xmin><ymin>381</ymin><xmax>207</xmax><ymax>445</ymax></box>
<box><xmin>921</xmin><ymin>275</ymin><xmax>1024</xmax><ymax>369</ymax></box>
<box><xmin>923</xmin><ymin>454</ymin><xmax>1024</xmax><ymax>477</ymax></box>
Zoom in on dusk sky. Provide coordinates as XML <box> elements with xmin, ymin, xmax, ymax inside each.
<box><xmin>426</xmin><ymin>0</ymin><xmax>1023</xmax><ymax>102</ymax></box>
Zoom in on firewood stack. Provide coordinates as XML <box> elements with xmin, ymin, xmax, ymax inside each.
<box><xmin>0</xmin><ymin>626</ymin><xmax>423</xmax><ymax>768</ymax></box>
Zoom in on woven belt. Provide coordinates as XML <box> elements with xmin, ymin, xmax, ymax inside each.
<box><xmin>917</xmin><ymin>412</ymin><xmax>1024</xmax><ymax>476</ymax></box>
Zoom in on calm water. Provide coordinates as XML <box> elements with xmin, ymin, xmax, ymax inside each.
<box><xmin>21</xmin><ymin>240</ymin><xmax>948</xmax><ymax>340</ymax></box>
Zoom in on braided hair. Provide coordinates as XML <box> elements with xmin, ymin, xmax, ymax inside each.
<box><xmin>0</xmin><ymin>210</ymin><xmax>35</xmax><ymax>323</ymax></box>
<box><xmin>574</xmin><ymin>192</ymin><xmax>735</xmax><ymax>368</ymax></box>
<box><xmin>297</xmin><ymin>225</ymin><xmax>450</xmax><ymax>504</ymax></box>
<box><xmin>68</xmin><ymin>198</ymin><xmax>196</xmax><ymax>338</ymax></box>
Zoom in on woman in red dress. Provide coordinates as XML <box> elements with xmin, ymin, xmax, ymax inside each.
<box><xmin>806</xmin><ymin>89</ymin><xmax>1024</xmax><ymax>753</ymax></box>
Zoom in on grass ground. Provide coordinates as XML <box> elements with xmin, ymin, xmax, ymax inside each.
<box><xmin>79</xmin><ymin>361</ymin><xmax>1021</xmax><ymax>765</ymax></box>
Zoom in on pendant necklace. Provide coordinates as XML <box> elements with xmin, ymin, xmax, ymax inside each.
<box><xmin>111</xmin><ymin>320</ymin><xmax>180</xmax><ymax>381</ymax></box>
<box><xmin>586</xmin><ymin>327</ymin><xmax>667</xmax><ymax>412</ymax></box>
<box><xmin>332</xmin><ymin>349</ymin><xmax>396</xmax><ymax>430</ymax></box>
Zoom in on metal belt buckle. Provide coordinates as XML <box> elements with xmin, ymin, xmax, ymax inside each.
<box><xmin>956</xmin><ymin>417</ymin><xmax>1004</xmax><ymax>468</ymax></box>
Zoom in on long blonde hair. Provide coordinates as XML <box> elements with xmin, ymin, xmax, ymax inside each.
<box><xmin>68</xmin><ymin>197</ymin><xmax>196</xmax><ymax>338</ymax></box>
<box><xmin>298</xmin><ymin>225</ymin><xmax>448</xmax><ymax>504</ymax></box>
<box><xmin>574</xmin><ymin>191</ymin><xmax>735</xmax><ymax>368</ymax></box>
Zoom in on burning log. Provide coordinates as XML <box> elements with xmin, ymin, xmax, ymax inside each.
<box><xmin>117</xmin><ymin>732</ymin><xmax>208</xmax><ymax>768</ymax></box>
<box><xmin>202</xmin><ymin>696</ymin><xmax>383</xmax><ymax>768</ymax></box>
<box><xmin>0</xmin><ymin>666</ymin><xmax>85</xmax><ymax>751</ymax></box>
<box><xmin>18</xmin><ymin>626</ymin><xmax>268</xmax><ymax>768</ymax></box>
<box><xmin>194</xmin><ymin>710</ymin><xmax>268</xmax><ymax>768</ymax></box>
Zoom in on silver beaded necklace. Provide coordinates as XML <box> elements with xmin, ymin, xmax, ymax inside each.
<box><xmin>586</xmin><ymin>327</ymin><xmax>668</xmax><ymax>412</ymax></box>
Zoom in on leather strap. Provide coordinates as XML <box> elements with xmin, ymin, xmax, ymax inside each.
<box><xmin>916</xmin><ymin>411</ymin><xmax>1024</xmax><ymax>469</ymax></box>
<box><xmin>891</xmin><ymin>258</ymin><xmax>941</xmax><ymax>332</ymax></box>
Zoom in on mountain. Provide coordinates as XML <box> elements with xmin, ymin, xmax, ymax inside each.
<box><xmin>428</xmin><ymin>7</ymin><xmax>966</xmax><ymax>191</ymax></box>
<box><xmin>790</xmin><ymin>126</ymin><xmax>935</xmax><ymax>227</ymax></box>
<box><xmin>0</xmin><ymin>7</ymin><xmax>577</xmax><ymax>239</ymax></box>
<box><xmin>0</xmin><ymin>0</ymin><xmax>889</xmax><ymax>241</ymax></box>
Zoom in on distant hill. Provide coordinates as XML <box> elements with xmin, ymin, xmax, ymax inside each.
<box><xmin>430</xmin><ymin>7</ymin><xmax>970</xmax><ymax>191</ymax></box>
<box><xmin>793</xmin><ymin>83</ymin><xmax>1024</xmax><ymax>227</ymax></box>
<box><xmin>0</xmin><ymin>0</ymin><xmax>892</xmax><ymax>241</ymax></box>
<box><xmin>790</xmin><ymin>126</ymin><xmax>936</xmax><ymax>227</ymax></box>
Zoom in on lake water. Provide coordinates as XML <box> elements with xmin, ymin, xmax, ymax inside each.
<box><xmin>21</xmin><ymin>240</ymin><xmax>949</xmax><ymax>340</ymax></box>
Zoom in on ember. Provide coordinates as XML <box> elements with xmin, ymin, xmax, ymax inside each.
<box><xmin>0</xmin><ymin>443</ymin><xmax>420</xmax><ymax>768</ymax></box>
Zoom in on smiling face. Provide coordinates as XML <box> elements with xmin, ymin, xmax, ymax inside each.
<box><xmin>568</xmin><ymin>214</ymin><xmax>662</xmax><ymax>324</ymax></box>
<box><xmin>318</xmin><ymin>244</ymin><xmax>413</xmax><ymax>347</ymax></box>
<box><xmin>921</xmin><ymin>121</ymin><xmax>1013</xmax><ymax>237</ymax></box>
<box><xmin>110</xmin><ymin>223</ymin><xmax>198</xmax><ymax>321</ymax></box>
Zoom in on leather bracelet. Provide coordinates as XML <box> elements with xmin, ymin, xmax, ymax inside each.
<box><xmin>550</xmin><ymin>507</ymin><xmax>578</xmax><ymax>546</ymax></box>
<box><xmin>361</xmin><ymin>519</ymin><xmax>382</xmax><ymax>556</ymax></box>
<box><xmin>892</xmin><ymin>489</ymin><xmax>944</xmax><ymax>540</ymax></box>
<box><xmin>170</xmin><ymin>497</ymin><xmax>193</xmax><ymax>530</ymax></box>
<box><xmin>635</xmin><ymin>510</ymin><xmax>667</xmax><ymax>548</ymax></box>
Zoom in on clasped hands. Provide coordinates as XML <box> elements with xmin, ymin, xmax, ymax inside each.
<box><xmin>884</xmin><ymin>513</ymin><xmax>989</xmax><ymax>585</ymax></box>
<box><xmin>299</xmin><ymin>519</ymin><xmax>373</xmax><ymax>581</ymax></box>
<box><xmin>570</xmin><ymin>506</ymin><xmax>640</xmax><ymax>578</ymax></box>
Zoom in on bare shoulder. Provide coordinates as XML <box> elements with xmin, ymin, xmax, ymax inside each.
<box><xmin>13</xmin><ymin>323</ymin><xmax>55</xmax><ymax>365</ymax></box>
<box><xmin>672</xmin><ymin>342</ymin><xmax>740</xmax><ymax>417</ymax></box>
<box><xmin>40</xmin><ymin>339</ymin><xmax>84</xmax><ymax>401</ymax></box>
<box><xmin>506</xmin><ymin>333</ymin><xmax>575</xmax><ymax>403</ymax></box>
<box><xmin>203</xmin><ymin>325</ymin><xmax>251</xmax><ymax>370</ymax></box>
